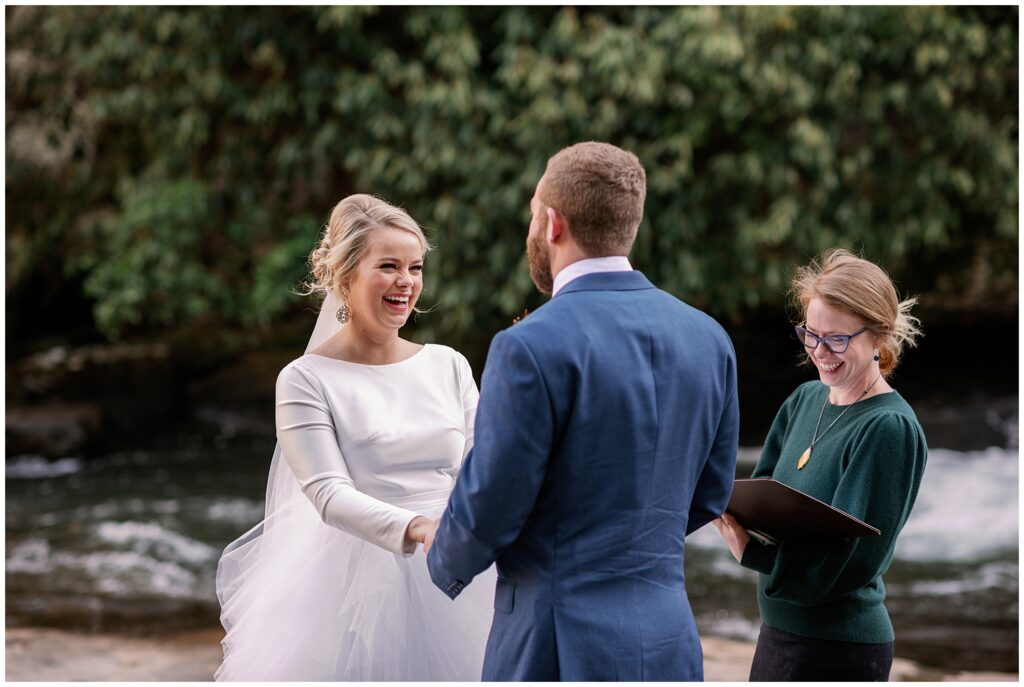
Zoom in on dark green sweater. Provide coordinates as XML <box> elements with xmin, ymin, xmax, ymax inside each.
<box><xmin>740</xmin><ymin>381</ymin><xmax>928</xmax><ymax>644</ymax></box>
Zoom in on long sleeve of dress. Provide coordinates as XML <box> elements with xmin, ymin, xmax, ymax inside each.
<box><xmin>456</xmin><ymin>353</ymin><xmax>480</xmax><ymax>459</ymax></box>
<box><xmin>275</xmin><ymin>363</ymin><xmax>421</xmax><ymax>556</ymax></box>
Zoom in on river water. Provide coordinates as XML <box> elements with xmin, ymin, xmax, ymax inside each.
<box><xmin>5</xmin><ymin>426</ymin><xmax>1019</xmax><ymax>673</ymax></box>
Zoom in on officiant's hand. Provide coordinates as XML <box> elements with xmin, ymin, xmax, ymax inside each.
<box><xmin>405</xmin><ymin>516</ymin><xmax>435</xmax><ymax>549</ymax></box>
<box><xmin>713</xmin><ymin>513</ymin><xmax>750</xmax><ymax>563</ymax></box>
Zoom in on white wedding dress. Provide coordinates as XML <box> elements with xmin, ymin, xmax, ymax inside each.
<box><xmin>216</xmin><ymin>324</ymin><xmax>496</xmax><ymax>680</ymax></box>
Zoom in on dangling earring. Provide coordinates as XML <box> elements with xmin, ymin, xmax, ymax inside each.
<box><xmin>336</xmin><ymin>303</ymin><xmax>350</xmax><ymax>324</ymax></box>
<box><xmin>336</xmin><ymin>289</ymin><xmax>351</xmax><ymax>324</ymax></box>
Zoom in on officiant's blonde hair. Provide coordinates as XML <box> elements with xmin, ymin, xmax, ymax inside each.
<box><xmin>790</xmin><ymin>249</ymin><xmax>921</xmax><ymax>378</ymax></box>
<box><xmin>303</xmin><ymin>194</ymin><xmax>431</xmax><ymax>305</ymax></box>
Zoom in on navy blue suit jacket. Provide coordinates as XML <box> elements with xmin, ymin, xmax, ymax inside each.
<box><xmin>427</xmin><ymin>271</ymin><xmax>739</xmax><ymax>680</ymax></box>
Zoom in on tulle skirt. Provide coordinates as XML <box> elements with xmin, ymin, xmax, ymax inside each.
<box><xmin>216</xmin><ymin>494</ymin><xmax>496</xmax><ymax>681</ymax></box>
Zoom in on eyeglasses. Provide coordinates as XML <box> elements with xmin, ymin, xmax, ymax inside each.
<box><xmin>794</xmin><ymin>325</ymin><xmax>869</xmax><ymax>354</ymax></box>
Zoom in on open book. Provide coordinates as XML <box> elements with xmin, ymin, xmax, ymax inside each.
<box><xmin>726</xmin><ymin>478</ymin><xmax>881</xmax><ymax>545</ymax></box>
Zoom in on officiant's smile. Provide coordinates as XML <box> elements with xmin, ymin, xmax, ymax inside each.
<box><xmin>801</xmin><ymin>297</ymin><xmax>885</xmax><ymax>406</ymax></box>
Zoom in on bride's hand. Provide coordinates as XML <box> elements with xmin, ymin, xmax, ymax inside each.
<box><xmin>404</xmin><ymin>516</ymin><xmax>435</xmax><ymax>547</ymax></box>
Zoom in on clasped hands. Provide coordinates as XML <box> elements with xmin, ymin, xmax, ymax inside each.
<box><xmin>411</xmin><ymin>509</ymin><xmax>749</xmax><ymax>565</ymax></box>
<box><xmin>405</xmin><ymin>516</ymin><xmax>440</xmax><ymax>554</ymax></box>
<box><xmin>411</xmin><ymin>512</ymin><xmax>752</xmax><ymax>561</ymax></box>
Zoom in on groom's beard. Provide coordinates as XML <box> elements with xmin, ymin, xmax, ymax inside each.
<box><xmin>527</xmin><ymin>230</ymin><xmax>553</xmax><ymax>295</ymax></box>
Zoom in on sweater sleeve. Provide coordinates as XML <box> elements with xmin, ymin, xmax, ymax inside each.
<box><xmin>742</xmin><ymin>412</ymin><xmax>927</xmax><ymax>605</ymax></box>
<box><xmin>455</xmin><ymin>352</ymin><xmax>480</xmax><ymax>460</ymax></box>
<box><xmin>275</xmin><ymin>363</ymin><xmax>421</xmax><ymax>556</ymax></box>
<box><xmin>749</xmin><ymin>391</ymin><xmax>795</xmax><ymax>480</ymax></box>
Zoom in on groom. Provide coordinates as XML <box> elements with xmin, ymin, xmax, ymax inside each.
<box><xmin>426</xmin><ymin>142</ymin><xmax>739</xmax><ymax>680</ymax></box>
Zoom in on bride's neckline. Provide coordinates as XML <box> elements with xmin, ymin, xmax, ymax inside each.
<box><xmin>305</xmin><ymin>343</ymin><xmax>429</xmax><ymax>368</ymax></box>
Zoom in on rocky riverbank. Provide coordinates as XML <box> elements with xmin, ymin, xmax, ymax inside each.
<box><xmin>4</xmin><ymin>626</ymin><xmax>1017</xmax><ymax>681</ymax></box>
<box><xmin>6</xmin><ymin>314</ymin><xmax>1019</xmax><ymax>462</ymax></box>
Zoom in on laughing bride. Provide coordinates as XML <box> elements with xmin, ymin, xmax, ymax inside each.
<box><xmin>215</xmin><ymin>194</ymin><xmax>495</xmax><ymax>680</ymax></box>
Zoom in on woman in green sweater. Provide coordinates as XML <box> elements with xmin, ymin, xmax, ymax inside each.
<box><xmin>715</xmin><ymin>249</ymin><xmax>927</xmax><ymax>681</ymax></box>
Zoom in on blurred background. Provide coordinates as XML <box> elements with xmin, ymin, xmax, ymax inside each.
<box><xmin>6</xmin><ymin>5</ymin><xmax>1018</xmax><ymax>677</ymax></box>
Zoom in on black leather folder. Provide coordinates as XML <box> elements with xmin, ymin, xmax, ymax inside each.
<box><xmin>726</xmin><ymin>478</ymin><xmax>881</xmax><ymax>544</ymax></box>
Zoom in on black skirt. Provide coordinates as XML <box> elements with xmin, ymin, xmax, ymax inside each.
<box><xmin>749</xmin><ymin>623</ymin><xmax>894</xmax><ymax>681</ymax></box>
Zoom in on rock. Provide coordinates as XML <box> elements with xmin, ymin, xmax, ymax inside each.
<box><xmin>702</xmin><ymin>637</ymin><xmax>1020</xmax><ymax>682</ymax></box>
<box><xmin>186</xmin><ymin>347</ymin><xmax>301</xmax><ymax>438</ymax></box>
<box><xmin>186</xmin><ymin>348</ymin><xmax>294</xmax><ymax>409</ymax></box>
<box><xmin>891</xmin><ymin>656</ymin><xmax>946</xmax><ymax>681</ymax></box>
<box><xmin>911</xmin><ymin>394</ymin><xmax>1018</xmax><ymax>451</ymax></box>
<box><xmin>6</xmin><ymin>403</ymin><xmax>103</xmax><ymax>457</ymax></box>
<box><xmin>701</xmin><ymin>636</ymin><xmax>756</xmax><ymax>680</ymax></box>
<box><xmin>3</xmin><ymin>628</ymin><xmax>1019</xmax><ymax>681</ymax></box>
<box><xmin>5</xmin><ymin>337</ymin><xmax>303</xmax><ymax>453</ymax></box>
<box><xmin>4</xmin><ymin>627</ymin><xmax>224</xmax><ymax>681</ymax></box>
<box><xmin>192</xmin><ymin>405</ymin><xmax>275</xmax><ymax>438</ymax></box>
<box><xmin>9</xmin><ymin>343</ymin><xmax>179</xmax><ymax>441</ymax></box>
<box><xmin>14</xmin><ymin>343</ymin><xmax>173</xmax><ymax>397</ymax></box>
<box><xmin>944</xmin><ymin>671</ymin><xmax>1021</xmax><ymax>681</ymax></box>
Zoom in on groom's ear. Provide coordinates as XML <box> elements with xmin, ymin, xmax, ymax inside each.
<box><xmin>546</xmin><ymin>207</ymin><xmax>566</xmax><ymax>244</ymax></box>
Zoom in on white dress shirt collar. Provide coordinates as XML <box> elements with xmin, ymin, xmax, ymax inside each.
<box><xmin>552</xmin><ymin>256</ymin><xmax>633</xmax><ymax>297</ymax></box>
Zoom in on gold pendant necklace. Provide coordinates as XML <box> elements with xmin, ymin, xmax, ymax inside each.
<box><xmin>796</xmin><ymin>446</ymin><xmax>813</xmax><ymax>470</ymax></box>
<box><xmin>797</xmin><ymin>373</ymin><xmax>882</xmax><ymax>470</ymax></box>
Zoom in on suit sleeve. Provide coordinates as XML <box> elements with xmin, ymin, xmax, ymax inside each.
<box><xmin>276</xmin><ymin>363</ymin><xmax>420</xmax><ymax>556</ymax></box>
<box><xmin>427</xmin><ymin>330</ymin><xmax>553</xmax><ymax>598</ymax></box>
<box><xmin>686</xmin><ymin>342</ymin><xmax>739</xmax><ymax>534</ymax></box>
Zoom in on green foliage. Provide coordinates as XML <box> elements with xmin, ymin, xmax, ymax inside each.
<box><xmin>77</xmin><ymin>178</ymin><xmax>216</xmax><ymax>336</ymax></box>
<box><xmin>6</xmin><ymin>6</ymin><xmax>1018</xmax><ymax>354</ymax></box>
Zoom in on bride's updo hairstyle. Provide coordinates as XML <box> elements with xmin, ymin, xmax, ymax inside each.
<box><xmin>303</xmin><ymin>194</ymin><xmax>431</xmax><ymax>308</ymax></box>
<box><xmin>790</xmin><ymin>248</ymin><xmax>921</xmax><ymax>378</ymax></box>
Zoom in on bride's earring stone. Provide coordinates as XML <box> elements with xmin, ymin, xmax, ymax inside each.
<box><xmin>336</xmin><ymin>301</ymin><xmax>350</xmax><ymax>324</ymax></box>
<box><xmin>337</xmin><ymin>286</ymin><xmax>354</xmax><ymax>325</ymax></box>
<box><xmin>336</xmin><ymin>287</ymin><xmax>352</xmax><ymax>324</ymax></box>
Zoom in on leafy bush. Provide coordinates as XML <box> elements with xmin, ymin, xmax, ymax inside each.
<box><xmin>6</xmin><ymin>6</ymin><xmax>1017</xmax><ymax>355</ymax></box>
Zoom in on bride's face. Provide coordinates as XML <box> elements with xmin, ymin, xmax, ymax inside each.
<box><xmin>343</xmin><ymin>228</ymin><xmax>424</xmax><ymax>334</ymax></box>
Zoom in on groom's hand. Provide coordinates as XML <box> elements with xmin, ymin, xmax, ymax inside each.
<box><xmin>422</xmin><ymin>518</ymin><xmax>440</xmax><ymax>555</ymax></box>
<box><xmin>404</xmin><ymin>516</ymin><xmax>435</xmax><ymax>549</ymax></box>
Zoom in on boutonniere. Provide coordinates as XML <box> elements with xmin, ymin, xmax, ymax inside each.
<box><xmin>512</xmin><ymin>308</ymin><xmax>530</xmax><ymax>325</ymax></box>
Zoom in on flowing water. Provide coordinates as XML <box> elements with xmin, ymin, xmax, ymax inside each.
<box><xmin>685</xmin><ymin>446</ymin><xmax>1019</xmax><ymax>673</ymax></box>
<box><xmin>5</xmin><ymin>426</ymin><xmax>1019</xmax><ymax>673</ymax></box>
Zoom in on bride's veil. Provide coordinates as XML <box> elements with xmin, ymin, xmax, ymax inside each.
<box><xmin>264</xmin><ymin>290</ymin><xmax>341</xmax><ymax>517</ymax></box>
<box><xmin>214</xmin><ymin>291</ymin><xmax>341</xmax><ymax>678</ymax></box>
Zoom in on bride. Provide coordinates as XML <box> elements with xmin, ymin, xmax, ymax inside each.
<box><xmin>215</xmin><ymin>194</ymin><xmax>496</xmax><ymax>680</ymax></box>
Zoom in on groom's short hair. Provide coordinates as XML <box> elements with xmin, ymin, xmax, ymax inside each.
<box><xmin>539</xmin><ymin>142</ymin><xmax>646</xmax><ymax>257</ymax></box>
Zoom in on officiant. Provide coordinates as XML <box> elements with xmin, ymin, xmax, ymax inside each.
<box><xmin>714</xmin><ymin>249</ymin><xmax>928</xmax><ymax>681</ymax></box>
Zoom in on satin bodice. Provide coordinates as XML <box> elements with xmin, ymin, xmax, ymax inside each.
<box><xmin>275</xmin><ymin>344</ymin><xmax>479</xmax><ymax>554</ymax></box>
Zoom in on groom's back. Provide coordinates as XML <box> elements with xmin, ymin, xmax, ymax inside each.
<box><xmin>492</xmin><ymin>271</ymin><xmax>738</xmax><ymax>680</ymax></box>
